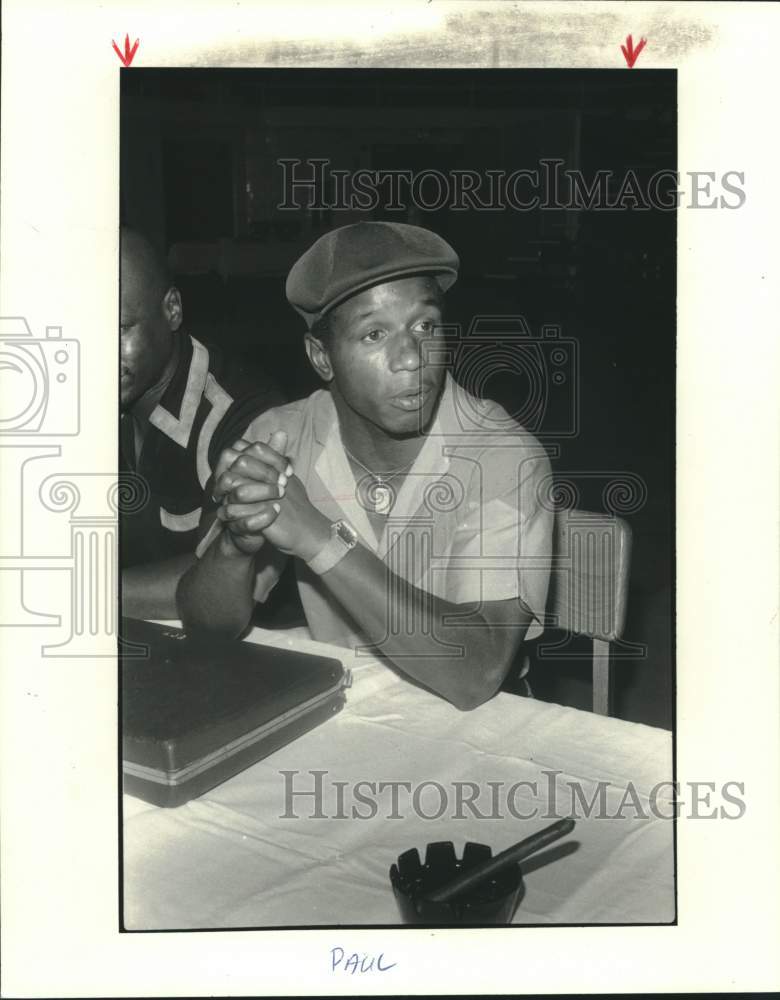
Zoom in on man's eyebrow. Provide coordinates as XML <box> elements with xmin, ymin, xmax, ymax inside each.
<box><xmin>352</xmin><ymin>307</ymin><xmax>379</xmax><ymax>321</ymax></box>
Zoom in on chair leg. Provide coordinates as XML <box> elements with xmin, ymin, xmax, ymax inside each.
<box><xmin>592</xmin><ymin>638</ymin><xmax>611</xmax><ymax>715</ymax></box>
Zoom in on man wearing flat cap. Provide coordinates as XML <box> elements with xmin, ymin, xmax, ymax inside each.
<box><xmin>179</xmin><ymin>222</ymin><xmax>552</xmax><ymax>711</ymax></box>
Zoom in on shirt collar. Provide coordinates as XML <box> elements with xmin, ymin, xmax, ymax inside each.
<box><xmin>131</xmin><ymin>335</ymin><xmax>182</xmax><ymax>422</ymax></box>
<box><xmin>148</xmin><ymin>335</ymin><xmax>210</xmax><ymax>448</ymax></box>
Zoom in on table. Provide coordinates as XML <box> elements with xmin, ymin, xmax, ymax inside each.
<box><xmin>123</xmin><ymin>627</ymin><xmax>674</xmax><ymax>928</ymax></box>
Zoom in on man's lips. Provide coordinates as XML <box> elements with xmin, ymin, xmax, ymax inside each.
<box><xmin>393</xmin><ymin>380</ymin><xmax>437</xmax><ymax>398</ymax></box>
<box><xmin>391</xmin><ymin>383</ymin><xmax>436</xmax><ymax>411</ymax></box>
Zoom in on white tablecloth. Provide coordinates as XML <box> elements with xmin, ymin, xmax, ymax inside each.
<box><xmin>123</xmin><ymin>627</ymin><xmax>674</xmax><ymax>928</ymax></box>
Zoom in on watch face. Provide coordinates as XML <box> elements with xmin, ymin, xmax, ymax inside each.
<box><xmin>334</xmin><ymin>520</ymin><xmax>357</xmax><ymax>547</ymax></box>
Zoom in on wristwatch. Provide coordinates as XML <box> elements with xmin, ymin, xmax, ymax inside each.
<box><xmin>305</xmin><ymin>519</ymin><xmax>358</xmax><ymax>576</ymax></box>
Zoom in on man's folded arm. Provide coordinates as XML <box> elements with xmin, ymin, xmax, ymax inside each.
<box><xmin>122</xmin><ymin>553</ymin><xmax>197</xmax><ymax>620</ymax></box>
<box><xmin>177</xmin><ymin>507</ymin><xmax>288</xmax><ymax>638</ymax></box>
<box><xmin>353</xmin><ymin>445</ymin><xmax>551</xmax><ymax>708</ymax></box>
<box><xmin>179</xmin><ymin>510</ymin><xmax>532</xmax><ymax>707</ymax></box>
<box><xmin>314</xmin><ymin>540</ymin><xmax>535</xmax><ymax>710</ymax></box>
<box><xmin>177</xmin><ymin>521</ymin><xmax>258</xmax><ymax>638</ymax></box>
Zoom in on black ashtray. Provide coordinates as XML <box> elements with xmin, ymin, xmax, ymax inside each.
<box><xmin>390</xmin><ymin>841</ymin><xmax>525</xmax><ymax>925</ymax></box>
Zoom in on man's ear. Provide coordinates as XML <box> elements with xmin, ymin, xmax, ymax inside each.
<box><xmin>163</xmin><ymin>286</ymin><xmax>183</xmax><ymax>332</ymax></box>
<box><xmin>304</xmin><ymin>333</ymin><xmax>334</xmax><ymax>383</ymax></box>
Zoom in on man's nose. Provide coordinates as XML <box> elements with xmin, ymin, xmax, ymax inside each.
<box><xmin>390</xmin><ymin>331</ymin><xmax>423</xmax><ymax>373</ymax></box>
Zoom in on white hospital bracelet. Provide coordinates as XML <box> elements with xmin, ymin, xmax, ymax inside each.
<box><xmin>305</xmin><ymin>519</ymin><xmax>358</xmax><ymax>575</ymax></box>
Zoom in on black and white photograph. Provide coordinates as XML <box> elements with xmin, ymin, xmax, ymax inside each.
<box><xmin>119</xmin><ymin>66</ymin><xmax>677</xmax><ymax>929</ymax></box>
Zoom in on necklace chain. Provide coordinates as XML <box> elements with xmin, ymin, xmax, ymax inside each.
<box><xmin>343</xmin><ymin>445</ymin><xmax>415</xmax><ymax>486</ymax></box>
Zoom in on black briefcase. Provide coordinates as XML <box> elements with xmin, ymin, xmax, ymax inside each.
<box><xmin>121</xmin><ymin>618</ymin><xmax>349</xmax><ymax>807</ymax></box>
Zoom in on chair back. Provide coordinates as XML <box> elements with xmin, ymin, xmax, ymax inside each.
<box><xmin>548</xmin><ymin>508</ymin><xmax>632</xmax><ymax>641</ymax></box>
<box><xmin>543</xmin><ymin>509</ymin><xmax>632</xmax><ymax>715</ymax></box>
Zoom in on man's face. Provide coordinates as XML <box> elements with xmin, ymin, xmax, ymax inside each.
<box><xmin>319</xmin><ymin>275</ymin><xmax>446</xmax><ymax>438</ymax></box>
<box><xmin>120</xmin><ymin>254</ymin><xmax>178</xmax><ymax>411</ymax></box>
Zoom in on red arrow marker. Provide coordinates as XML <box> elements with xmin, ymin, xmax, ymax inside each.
<box><xmin>620</xmin><ymin>34</ymin><xmax>646</xmax><ymax>68</ymax></box>
<box><xmin>113</xmin><ymin>34</ymin><xmax>140</xmax><ymax>67</ymax></box>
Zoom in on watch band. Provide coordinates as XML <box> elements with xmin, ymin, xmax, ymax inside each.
<box><xmin>305</xmin><ymin>519</ymin><xmax>358</xmax><ymax>576</ymax></box>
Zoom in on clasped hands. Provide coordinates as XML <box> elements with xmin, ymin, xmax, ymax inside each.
<box><xmin>212</xmin><ymin>430</ymin><xmax>330</xmax><ymax>560</ymax></box>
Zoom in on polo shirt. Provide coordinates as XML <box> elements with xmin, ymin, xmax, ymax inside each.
<box><xmin>120</xmin><ymin>333</ymin><xmax>284</xmax><ymax>568</ymax></box>
<box><xmin>200</xmin><ymin>373</ymin><xmax>553</xmax><ymax>649</ymax></box>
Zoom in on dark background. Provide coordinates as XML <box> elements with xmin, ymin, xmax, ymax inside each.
<box><xmin>121</xmin><ymin>68</ymin><xmax>675</xmax><ymax>729</ymax></box>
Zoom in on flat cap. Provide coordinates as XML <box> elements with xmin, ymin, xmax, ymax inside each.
<box><xmin>286</xmin><ymin>221</ymin><xmax>459</xmax><ymax>328</ymax></box>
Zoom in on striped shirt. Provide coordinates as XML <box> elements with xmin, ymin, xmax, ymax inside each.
<box><xmin>120</xmin><ymin>333</ymin><xmax>284</xmax><ymax>567</ymax></box>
